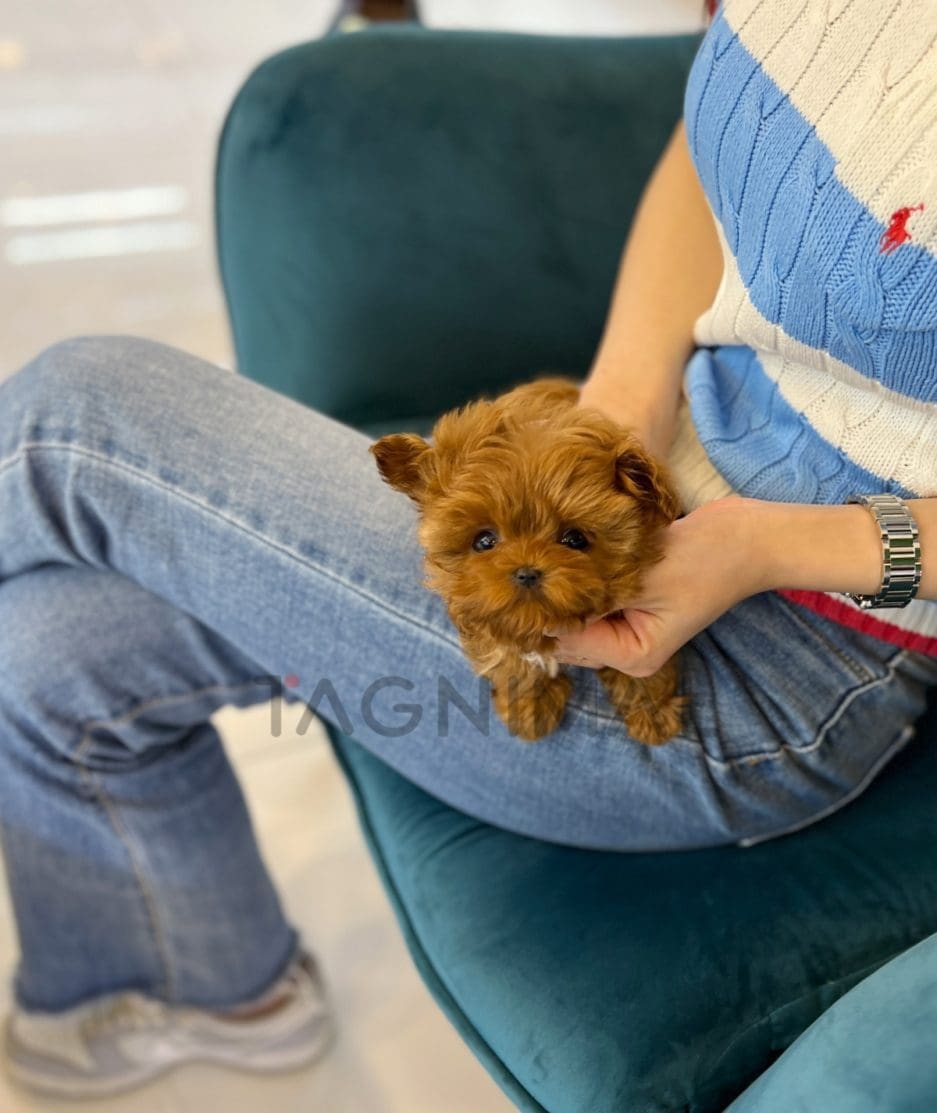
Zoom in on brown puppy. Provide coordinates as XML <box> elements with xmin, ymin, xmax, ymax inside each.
<box><xmin>370</xmin><ymin>378</ymin><xmax>684</xmax><ymax>744</ymax></box>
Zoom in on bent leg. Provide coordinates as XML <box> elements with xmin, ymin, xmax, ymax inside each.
<box><xmin>0</xmin><ymin>565</ymin><xmax>295</xmax><ymax>1012</ymax></box>
<box><xmin>1</xmin><ymin>336</ymin><xmax>933</xmax><ymax>852</ymax></box>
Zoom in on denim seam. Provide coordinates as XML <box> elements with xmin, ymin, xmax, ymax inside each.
<box><xmin>567</xmin><ymin>654</ymin><xmax>907</xmax><ymax>768</ymax></box>
<box><xmin>0</xmin><ymin>442</ymin><xmax>464</xmax><ymax>655</ymax></box>
<box><xmin>696</xmin><ymin>651</ymin><xmax>907</xmax><ymax>771</ymax></box>
<box><xmin>69</xmin><ymin>677</ymin><xmax>277</xmax><ymax>1005</ymax></box>
<box><xmin>736</xmin><ymin>721</ymin><xmax>917</xmax><ymax>847</ymax></box>
<box><xmin>76</xmin><ymin>678</ymin><xmax>280</xmax><ymax>749</ymax></box>
<box><xmin>74</xmin><ymin>752</ymin><xmax>177</xmax><ymax>1003</ymax></box>
<box><xmin>773</xmin><ymin>591</ymin><xmax>898</xmax><ymax>683</ymax></box>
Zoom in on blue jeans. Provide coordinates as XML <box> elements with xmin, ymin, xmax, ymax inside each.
<box><xmin>1</xmin><ymin>336</ymin><xmax>936</xmax><ymax>1012</ymax></box>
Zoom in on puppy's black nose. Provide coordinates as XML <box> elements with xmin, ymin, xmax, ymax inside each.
<box><xmin>513</xmin><ymin>566</ymin><xmax>542</xmax><ymax>589</ymax></box>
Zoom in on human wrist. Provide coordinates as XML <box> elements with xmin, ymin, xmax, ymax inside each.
<box><xmin>578</xmin><ymin>368</ymin><xmax>676</xmax><ymax>458</ymax></box>
<box><xmin>844</xmin><ymin>495</ymin><xmax>923</xmax><ymax>608</ymax></box>
<box><xmin>746</xmin><ymin>499</ymin><xmax>884</xmax><ymax>597</ymax></box>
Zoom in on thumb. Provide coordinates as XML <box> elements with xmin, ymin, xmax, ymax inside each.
<box><xmin>555</xmin><ymin>614</ymin><xmax>644</xmax><ymax>666</ymax></box>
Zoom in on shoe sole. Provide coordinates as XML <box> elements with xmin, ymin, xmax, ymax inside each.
<box><xmin>3</xmin><ymin>1011</ymin><xmax>336</xmax><ymax>1101</ymax></box>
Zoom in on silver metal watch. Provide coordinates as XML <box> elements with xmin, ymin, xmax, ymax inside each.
<box><xmin>846</xmin><ymin>493</ymin><xmax>922</xmax><ymax>610</ymax></box>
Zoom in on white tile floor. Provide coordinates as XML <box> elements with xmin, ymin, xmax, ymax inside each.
<box><xmin>0</xmin><ymin>3</ymin><xmax>703</xmax><ymax>1110</ymax></box>
<box><xmin>0</xmin><ymin>0</ymin><xmax>704</xmax><ymax>381</ymax></box>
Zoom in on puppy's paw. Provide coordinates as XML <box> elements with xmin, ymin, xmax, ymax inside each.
<box><xmin>493</xmin><ymin>671</ymin><xmax>572</xmax><ymax>742</ymax></box>
<box><xmin>624</xmin><ymin>694</ymin><xmax>685</xmax><ymax>746</ymax></box>
<box><xmin>599</xmin><ymin>664</ymin><xmax>684</xmax><ymax>746</ymax></box>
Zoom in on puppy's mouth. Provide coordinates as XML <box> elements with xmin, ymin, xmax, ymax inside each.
<box><xmin>478</xmin><ymin>599</ymin><xmax>597</xmax><ymax>654</ymax></box>
<box><xmin>433</xmin><ymin>558</ymin><xmax>611</xmax><ymax>653</ymax></box>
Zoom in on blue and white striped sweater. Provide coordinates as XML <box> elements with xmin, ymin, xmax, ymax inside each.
<box><xmin>669</xmin><ymin>0</ymin><xmax>937</xmax><ymax>651</ymax></box>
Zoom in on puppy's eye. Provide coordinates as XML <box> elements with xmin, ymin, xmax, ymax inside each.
<box><xmin>472</xmin><ymin>529</ymin><xmax>499</xmax><ymax>552</ymax></box>
<box><xmin>559</xmin><ymin>528</ymin><xmax>589</xmax><ymax>550</ymax></box>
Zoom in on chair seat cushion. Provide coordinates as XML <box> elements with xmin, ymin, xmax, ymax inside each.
<box><xmin>725</xmin><ymin>929</ymin><xmax>937</xmax><ymax>1113</ymax></box>
<box><xmin>327</xmin><ymin>698</ymin><xmax>937</xmax><ymax>1113</ymax></box>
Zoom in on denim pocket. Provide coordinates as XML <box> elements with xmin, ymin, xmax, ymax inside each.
<box><xmin>681</xmin><ymin>591</ymin><xmax>904</xmax><ymax>765</ymax></box>
<box><xmin>771</xmin><ymin>594</ymin><xmax>896</xmax><ymax>685</ymax></box>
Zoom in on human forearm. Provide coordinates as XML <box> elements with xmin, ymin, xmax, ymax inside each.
<box><xmin>580</xmin><ymin>118</ymin><xmax>724</xmax><ymax>456</ymax></box>
<box><xmin>747</xmin><ymin>497</ymin><xmax>937</xmax><ymax>601</ymax></box>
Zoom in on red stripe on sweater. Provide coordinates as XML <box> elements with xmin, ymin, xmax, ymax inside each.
<box><xmin>778</xmin><ymin>590</ymin><xmax>937</xmax><ymax>657</ymax></box>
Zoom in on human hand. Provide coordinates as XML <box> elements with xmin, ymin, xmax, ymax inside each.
<box><xmin>551</xmin><ymin>497</ymin><xmax>764</xmax><ymax>676</ymax></box>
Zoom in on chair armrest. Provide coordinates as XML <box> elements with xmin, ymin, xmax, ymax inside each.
<box><xmin>215</xmin><ymin>26</ymin><xmax>701</xmax><ymax>429</ymax></box>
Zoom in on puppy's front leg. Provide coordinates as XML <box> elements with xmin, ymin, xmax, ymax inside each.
<box><xmin>599</xmin><ymin>658</ymin><xmax>684</xmax><ymax>746</ymax></box>
<box><xmin>486</xmin><ymin>654</ymin><xmax>572</xmax><ymax>742</ymax></box>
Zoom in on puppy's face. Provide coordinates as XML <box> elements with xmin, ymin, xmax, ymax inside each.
<box><xmin>371</xmin><ymin>382</ymin><xmax>678</xmax><ymax>654</ymax></box>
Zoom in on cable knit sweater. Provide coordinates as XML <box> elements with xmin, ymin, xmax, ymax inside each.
<box><xmin>667</xmin><ymin>0</ymin><xmax>937</xmax><ymax>655</ymax></box>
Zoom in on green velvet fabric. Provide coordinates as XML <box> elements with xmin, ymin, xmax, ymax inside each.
<box><xmin>726</xmin><ymin>929</ymin><xmax>937</xmax><ymax>1113</ymax></box>
<box><xmin>215</xmin><ymin>26</ymin><xmax>937</xmax><ymax>1113</ymax></box>
<box><xmin>215</xmin><ymin>26</ymin><xmax>701</xmax><ymax>428</ymax></box>
<box><xmin>328</xmin><ymin>718</ymin><xmax>937</xmax><ymax>1113</ymax></box>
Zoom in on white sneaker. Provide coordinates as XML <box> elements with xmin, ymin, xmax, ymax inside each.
<box><xmin>3</xmin><ymin>950</ymin><xmax>334</xmax><ymax>1099</ymax></box>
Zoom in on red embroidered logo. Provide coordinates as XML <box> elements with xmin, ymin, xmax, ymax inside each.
<box><xmin>879</xmin><ymin>203</ymin><xmax>925</xmax><ymax>254</ymax></box>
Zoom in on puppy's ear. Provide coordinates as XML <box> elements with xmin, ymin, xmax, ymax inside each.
<box><xmin>370</xmin><ymin>434</ymin><xmax>433</xmax><ymax>503</ymax></box>
<box><xmin>614</xmin><ymin>443</ymin><xmax>681</xmax><ymax>523</ymax></box>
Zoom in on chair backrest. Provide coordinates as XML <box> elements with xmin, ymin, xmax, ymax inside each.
<box><xmin>215</xmin><ymin>26</ymin><xmax>701</xmax><ymax>432</ymax></box>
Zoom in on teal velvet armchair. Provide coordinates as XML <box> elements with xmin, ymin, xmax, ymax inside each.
<box><xmin>215</xmin><ymin>26</ymin><xmax>937</xmax><ymax>1112</ymax></box>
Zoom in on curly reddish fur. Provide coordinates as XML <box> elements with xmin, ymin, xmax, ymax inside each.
<box><xmin>371</xmin><ymin>378</ymin><xmax>684</xmax><ymax>743</ymax></box>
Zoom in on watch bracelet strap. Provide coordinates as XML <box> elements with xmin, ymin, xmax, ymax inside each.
<box><xmin>846</xmin><ymin>493</ymin><xmax>922</xmax><ymax>609</ymax></box>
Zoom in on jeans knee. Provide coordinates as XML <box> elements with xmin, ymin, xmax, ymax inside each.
<box><xmin>0</xmin><ymin>568</ymin><xmax>140</xmax><ymax>766</ymax></box>
<box><xmin>0</xmin><ymin>571</ymin><xmax>76</xmax><ymax>721</ymax></box>
<box><xmin>6</xmin><ymin>335</ymin><xmax>169</xmax><ymax>419</ymax></box>
<box><xmin>37</xmin><ymin>335</ymin><xmax>164</xmax><ymax>394</ymax></box>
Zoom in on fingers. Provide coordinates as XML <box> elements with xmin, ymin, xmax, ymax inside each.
<box><xmin>552</xmin><ymin>613</ymin><xmax>669</xmax><ymax>677</ymax></box>
<box><xmin>547</xmin><ymin>615</ymin><xmax>613</xmax><ymax>668</ymax></box>
<box><xmin>552</xmin><ymin>616</ymin><xmax>637</xmax><ymax>672</ymax></box>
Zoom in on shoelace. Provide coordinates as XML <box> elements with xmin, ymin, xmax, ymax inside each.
<box><xmin>79</xmin><ymin>994</ymin><xmax>169</xmax><ymax>1039</ymax></box>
